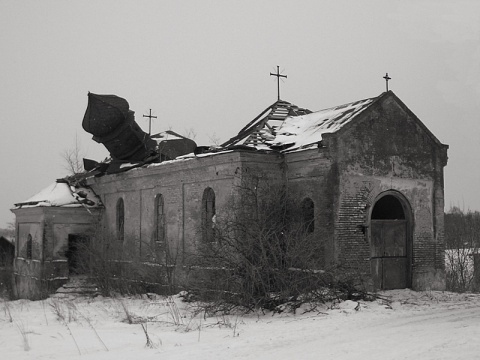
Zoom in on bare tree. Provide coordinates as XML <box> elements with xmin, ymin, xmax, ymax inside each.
<box><xmin>182</xmin><ymin>127</ymin><xmax>197</xmax><ymax>141</ymax></box>
<box><xmin>61</xmin><ymin>134</ymin><xmax>84</xmax><ymax>175</ymax></box>
<box><xmin>208</xmin><ymin>133</ymin><xmax>222</xmax><ymax>146</ymax></box>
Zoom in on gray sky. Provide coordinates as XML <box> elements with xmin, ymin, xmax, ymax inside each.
<box><xmin>1</xmin><ymin>0</ymin><xmax>479</xmax><ymax>228</ymax></box>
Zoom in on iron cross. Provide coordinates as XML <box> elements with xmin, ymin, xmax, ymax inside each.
<box><xmin>143</xmin><ymin>109</ymin><xmax>157</xmax><ymax>135</ymax></box>
<box><xmin>383</xmin><ymin>73</ymin><xmax>391</xmax><ymax>92</ymax></box>
<box><xmin>270</xmin><ymin>66</ymin><xmax>287</xmax><ymax>100</ymax></box>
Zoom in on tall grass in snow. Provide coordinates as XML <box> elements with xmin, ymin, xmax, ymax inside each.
<box><xmin>15</xmin><ymin>320</ymin><xmax>30</xmax><ymax>351</ymax></box>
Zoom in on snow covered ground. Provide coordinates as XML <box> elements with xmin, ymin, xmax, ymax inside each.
<box><xmin>1</xmin><ymin>290</ymin><xmax>480</xmax><ymax>360</ymax></box>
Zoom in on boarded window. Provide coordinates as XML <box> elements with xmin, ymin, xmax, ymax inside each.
<box><xmin>202</xmin><ymin>188</ymin><xmax>216</xmax><ymax>243</ymax></box>
<box><xmin>116</xmin><ymin>198</ymin><xmax>125</xmax><ymax>242</ymax></box>
<box><xmin>26</xmin><ymin>234</ymin><xmax>33</xmax><ymax>260</ymax></box>
<box><xmin>155</xmin><ymin>194</ymin><xmax>166</xmax><ymax>251</ymax></box>
<box><xmin>301</xmin><ymin>198</ymin><xmax>315</xmax><ymax>233</ymax></box>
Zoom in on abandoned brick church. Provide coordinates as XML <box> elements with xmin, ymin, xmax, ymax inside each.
<box><xmin>12</xmin><ymin>90</ymin><xmax>448</xmax><ymax>299</ymax></box>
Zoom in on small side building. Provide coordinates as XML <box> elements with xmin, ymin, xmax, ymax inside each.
<box><xmin>11</xmin><ymin>180</ymin><xmax>102</xmax><ymax>299</ymax></box>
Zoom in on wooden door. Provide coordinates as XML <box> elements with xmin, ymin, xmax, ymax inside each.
<box><xmin>371</xmin><ymin>220</ymin><xmax>408</xmax><ymax>289</ymax></box>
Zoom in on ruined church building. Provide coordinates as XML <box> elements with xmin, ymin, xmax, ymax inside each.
<box><xmin>12</xmin><ymin>86</ymin><xmax>448</xmax><ymax>299</ymax></box>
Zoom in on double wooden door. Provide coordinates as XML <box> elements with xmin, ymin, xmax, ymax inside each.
<box><xmin>370</xmin><ymin>220</ymin><xmax>409</xmax><ymax>289</ymax></box>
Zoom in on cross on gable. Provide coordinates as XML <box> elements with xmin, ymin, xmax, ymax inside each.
<box><xmin>383</xmin><ymin>73</ymin><xmax>391</xmax><ymax>92</ymax></box>
<box><xmin>270</xmin><ymin>66</ymin><xmax>287</xmax><ymax>101</ymax></box>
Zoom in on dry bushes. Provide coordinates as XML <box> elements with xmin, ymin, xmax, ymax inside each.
<box><xmin>187</xmin><ymin>172</ymin><xmax>365</xmax><ymax>312</ymax></box>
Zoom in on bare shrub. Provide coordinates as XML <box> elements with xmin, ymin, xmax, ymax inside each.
<box><xmin>186</xmin><ymin>171</ymin><xmax>364</xmax><ymax>313</ymax></box>
<box><xmin>79</xmin><ymin>226</ymin><xmax>179</xmax><ymax>296</ymax></box>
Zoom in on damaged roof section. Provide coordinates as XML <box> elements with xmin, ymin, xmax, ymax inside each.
<box><xmin>222</xmin><ymin>100</ymin><xmax>312</xmax><ymax>149</ymax></box>
<box><xmin>14</xmin><ymin>179</ymin><xmax>102</xmax><ymax>209</ymax></box>
<box><xmin>152</xmin><ymin>130</ymin><xmax>197</xmax><ymax>161</ymax></box>
<box><xmin>221</xmin><ymin>96</ymin><xmax>376</xmax><ymax>152</ymax></box>
<box><xmin>81</xmin><ymin>93</ymin><xmax>197</xmax><ymax>176</ymax></box>
<box><xmin>82</xmin><ymin>93</ymin><xmax>157</xmax><ymax>162</ymax></box>
<box><xmin>270</xmin><ymin>97</ymin><xmax>376</xmax><ymax>151</ymax></box>
<box><xmin>79</xmin><ymin>92</ymin><xmax>378</xmax><ymax>177</ymax></box>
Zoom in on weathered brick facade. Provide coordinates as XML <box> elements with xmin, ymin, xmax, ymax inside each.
<box><xmin>323</xmin><ymin>94</ymin><xmax>448</xmax><ymax>289</ymax></box>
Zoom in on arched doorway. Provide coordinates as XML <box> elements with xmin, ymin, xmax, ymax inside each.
<box><xmin>370</xmin><ymin>192</ymin><xmax>412</xmax><ymax>290</ymax></box>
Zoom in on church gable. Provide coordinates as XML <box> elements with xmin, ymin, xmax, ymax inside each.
<box><xmin>331</xmin><ymin>92</ymin><xmax>448</xmax><ymax>178</ymax></box>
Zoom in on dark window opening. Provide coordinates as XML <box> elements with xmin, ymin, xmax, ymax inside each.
<box><xmin>26</xmin><ymin>234</ymin><xmax>32</xmax><ymax>260</ymax></box>
<box><xmin>371</xmin><ymin>195</ymin><xmax>405</xmax><ymax>220</ymax></box>
<box><xmin>155</xmin><ymin>194</ymin><xmax>166</xmax><ymax>252</ymax></box>
<box><xmin>116</xmin><ymin>198</ymin><xmax>125</xmax><ymax>242</ymax></box>
<box><xmin>301</xmin><ymin>198</ymin><xmax>315</xmax><ymax>233</ymax></box>
<box><xmin>66</xmin><ymin>234</ymin><xmax>90</xmax><ymax>275</ymax></box>
<box><xmin>202</xmin><ymin>188</ymin><xmax>216</xmax><ymax>243</ymax></box>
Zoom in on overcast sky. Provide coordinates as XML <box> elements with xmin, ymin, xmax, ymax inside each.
<box><xmin>1</xmin><ymin>0</ymin><xmax>479</xmax><ymax>228</ymax></box>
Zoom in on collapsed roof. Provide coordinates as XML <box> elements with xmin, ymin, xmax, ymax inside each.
<box><xmin>222</xmin><ymin>100</ymin><xmax>312</xmax><ymax>150</ymax></box>
<box><xmin>81</xmin><ymin>93</ymin><xmax>197</xmax><ymax>175</ymax></box>
<box><xmin>222</xmin><ymin>96</ymin><xmax>376</xmax><ymax>152</ymax></box>
<box><xmin>82</xmin><ymin>93</ymin><xmax>157</xmax><ymax>161</ymax></box>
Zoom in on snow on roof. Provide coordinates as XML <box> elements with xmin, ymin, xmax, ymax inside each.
<box><xmin>270</xmin><ymin>97</ymin><xmax>375</xmax><ymax>151</ymax></box>
<box><xmin>14</xmin><ymin>181</ymin><xmax>102</xmax><ymax>209</ymax></box>
<box><xmin>221</xmin><ymin>100</ymin><xmax>312</xmax><ymax>149</ymax></box>
<box><xmin>150</xmin><ymin>130</ymin><xmax>185</xmax><ymax>143</ymax></box>
<box><xmin>222</xmin><ymin>96</ymin><xmax>377</xmax><ymax>153</ymax></box>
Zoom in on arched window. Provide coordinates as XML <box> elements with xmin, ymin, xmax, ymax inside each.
<box><xmin>202</xmin><ymin>188</ymin><xmax>216</xmax><ymax>243</ymax></box>
<box><xmin>26</xmin><ymin>234</ymin><xmax>33</xmax><ymax>260</ymax></box>
<box><xmin>155</xmin><ymin>194</ymin><xmax>166</xmax><ymax>249</ymax></box>
<box><xmin>301</xmin><ymin>198</ymin><xmax>315</xmax><ymax>233</ymax></box>
<box><xmin>116</xmin><ymin>198</ymin><xmax>125</xmax><ymax>242</ymax></box>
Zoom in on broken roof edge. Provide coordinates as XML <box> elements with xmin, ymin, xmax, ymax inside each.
<box><xmin>13</xmin><ymin>178</ymin><xmax>104</xmax><ymax>210</ymax></box>
<box><xmin>221</xmin><ymin>99</ymin><xmax>312</xmax><ymax>148</ymax></box>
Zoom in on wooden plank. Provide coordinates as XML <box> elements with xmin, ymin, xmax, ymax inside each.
<box><xmin>383</xmin><ymin>257</ymin><xmax>407</xmax><ymax>289</ymax></box>
<box><xmin>383</xmin><ymin>221</ymin><xmax>406</xmax><ymax>257</ymax></box>
<box><xmin>371</xmin><ymin>258</ymin><xmax>383</xmax><ymax>289</ymax></box>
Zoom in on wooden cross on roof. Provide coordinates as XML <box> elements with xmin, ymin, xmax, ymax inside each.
<box><xmin>270</xmin><ymin>66</ymin><xmax>287</xmax><ymax>101</ymax></box>
<box><xmin>143</xmin><ymin>108</ymin><xmax>157</xmax><ymax>135</ymax></box>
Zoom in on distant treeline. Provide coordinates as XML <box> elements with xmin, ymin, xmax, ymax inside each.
<box><xmin>445</xmin><ymin>207</ymin><xmax>480</xmax><ymax>250</ymax></box>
